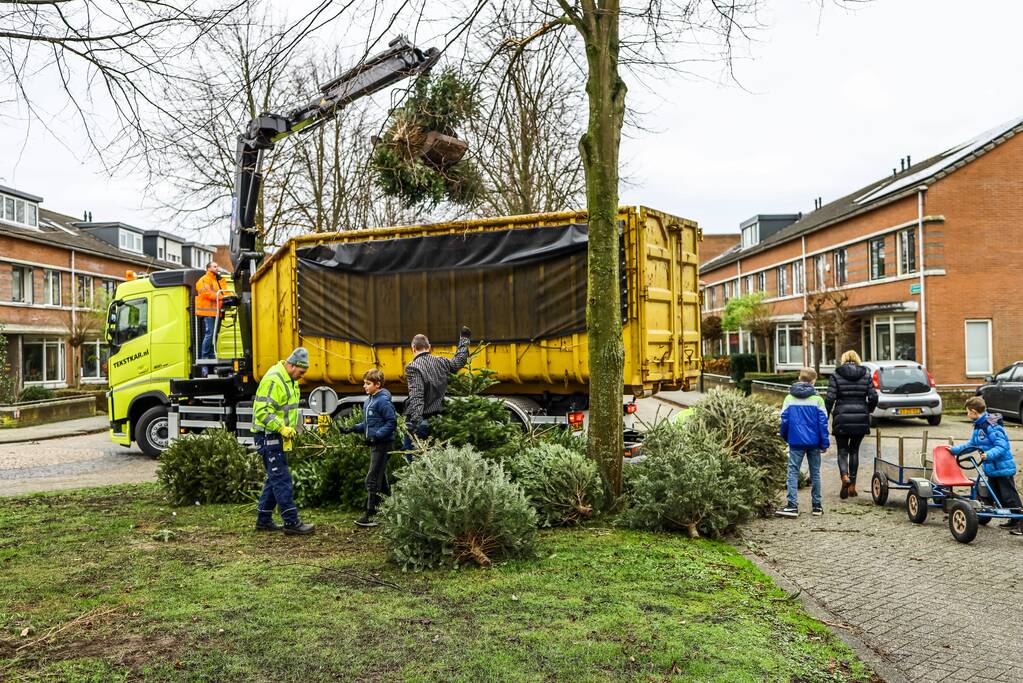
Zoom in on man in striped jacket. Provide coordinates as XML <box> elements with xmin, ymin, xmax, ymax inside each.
<box><xmin>777</xmin><ymin>367</ymin><xmax>830</xmax><ymax>518</ymax></box>
<box><xmin>402</xmin><ymin>326</ymin><xmax>471</xmax><ymax>461</ymax></box>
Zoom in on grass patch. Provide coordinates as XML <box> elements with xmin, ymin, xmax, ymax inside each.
<box><xmin>0</xmin><ymin>484</ymin><xmax>876</xmax><ymax>682</ymax></box>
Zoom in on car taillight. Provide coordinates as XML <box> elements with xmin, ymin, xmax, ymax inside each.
<box><xmin>927</xmin><ymin>371</ymin><xmax>936</xmax><ymax>388</ymax></box>
<box><xmin>624</xmin><ymin>402</ymin><xmax>638</xmax><ymax>415</ymax></box>
<box><xmin>567</xmin><ymin>411</ymin><xmax>585</xmax><ymax>425</ymax></box>
<box><xmin>872</xmin><ymin>370</ymin><xmax>880</xmax><ymax>389</ymax></box>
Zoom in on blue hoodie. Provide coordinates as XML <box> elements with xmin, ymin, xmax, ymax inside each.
<box><xmin>352</xmin><ymin>388</ymin><xmax>397</xmax><ymax>445</ymax></box>
<box><xmin>950</xmin><ymin>411</ymin><xmax>1017</xmax><ymax>479</ymax></box>
<box><xmin>780</xmin><ymin>382</ymin><xmax>830</xmax><ymax>450</ymax></box>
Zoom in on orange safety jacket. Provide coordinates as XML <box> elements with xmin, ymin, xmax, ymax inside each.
<box><xmin>195</xmin><ymin>271</ymin><xmax>226</xmax><ymax>317</ymax></box>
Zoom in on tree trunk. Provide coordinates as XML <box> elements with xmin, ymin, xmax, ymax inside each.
<box><xmin>580</xmin><ymin>10</ymin><xmax>627</xmax><ymax>504</ymax></box>
<box><xmin>754</xmin><ymin>336</ymin><xmax>761</xmax><ymax>372</ymax></box>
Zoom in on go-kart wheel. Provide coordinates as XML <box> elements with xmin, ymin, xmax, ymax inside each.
<box><xmin>906</xmin><ymin>488</ymin><xmax>928</xmax><ymax>524</ymax></box>
<box><xmin>871</xmin><ymin>473</ymin><xmax>889</xmax><ymax>506</ymax></box>
<box><xmin>948</xmin><ymin>500</ymin><xmax>979</xmax><ymax>543</ymax></box>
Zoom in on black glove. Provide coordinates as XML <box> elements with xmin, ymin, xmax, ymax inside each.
<box><xmin>460</xmin><ymin>325</ymin><xmax>471</xmax><ymax>339</ymax></box>
<box><xmin>344</xmin><ymin>426</ymin><xmax>358</xmax><ymax>435</ymax></box>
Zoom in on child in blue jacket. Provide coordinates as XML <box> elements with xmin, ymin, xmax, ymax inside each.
<box><xmin>346</xmin><ymin>369</ymin><xmax>397</xmax><ymax>527</ymax></box>
<box><xmin>777</xmin><ymin>368</ymin><xmax>830</xmax><ymax>518</ymax></box>
<box><xmin>951</xmin><ymin>396</ymin><xmax>1022</xmax><ymax>534</ymax></box>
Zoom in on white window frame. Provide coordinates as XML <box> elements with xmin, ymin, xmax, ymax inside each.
<box><xmin>22</xmin><ymin>336</ymin><xmax>66</xmax><ymax>387</ymax></box>
<box><xmin>871</xmin><ymin>315</ymin><xmax>917</xmax><ymax>362</ymax></box>
<box><xmin>119</xmin><ymin>229</ymin><xmax>143</xmax><ymax>254</ymax></box>
<box><xmin>76</xmin><ymin>274</ymin><xmax>94</xmax><ymax>307</ymax></box>
<box><xmin>756</xmin><ymin>272</ymin><xmax>765</xmax><ymax>292</ymax></box>
<box><xmin>964</xmin><ymin>319</ymin><xmax>993</xmax><ymax>377</ymax></box>
<box><xmin>815</xmin><ymin>254</ymin><xmax>827</xmax><ymax>290</ymax></box>
<box><xmin>792</xmin><ymin>260</ymin><xmax>804</xmax><ymax>295</ymax></box>
<box><xmin>744</xmin><ymin>275</ymin><xmax>753</xmax><ymax>295</ymax></box>
<box><xmin>869</xmin><ymin>237</ymin><xmax>886</xmax><ymax>280</ymax></box>
<box><xmin>897</xmin><ymin>228</ymin><xmax>918</xmax><ymax>275</ymax></box>
<box><xmin>11</xmin><ymin>265</ymin><xmax>33</xmax><ymax>303</ymax></box>
<box><xmin>776</xmin><ymin>265</ymin><xmax>787</xmax><ymax>297</ymax></box>
<box><xmin>775</xmin><ymin>323</ymin><xmax>805</xmax><ymax>367</ymax></box>
<box><xmin>833</xmin><ymin>248</ymin><xmax>848</xmax><ymax>286</ymax></box>
<box><xmin>741</xmin><ymin>222</ymin><xmax>759</xmax><ymax>249</ymax></box>
<box><xmin>43</xmin><ymin>269</ymin><xmax>61</xmax><ymax>306</ymax></box>
<box><xmin>0</xmin><ymin>193</ymin><xmax>40</xmax><ymax>228</ymax></box>
<box><xmin>80</xmin><ymin>339</ymin><xmax>109</xmax><ymax>382</ymax></box>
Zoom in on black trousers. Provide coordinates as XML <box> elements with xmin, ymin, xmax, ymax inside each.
<box><xmin>836</xmin><ymin>433</ymin><xmax>865</xmax><ymax>483</ymax></box>
<box><xmin>988</xmin><ymin>475</ymin><xmax>1023</xmax><ymax>510</ymax></box>
<box><xmin>365</xmin><ymin>442</ymin><xmax>392</xmax><ymax>516</ymax></box>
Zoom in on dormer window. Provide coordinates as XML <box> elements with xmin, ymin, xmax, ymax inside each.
<box><xmin>741</xmin><ymin>221</ymin><xmax>759</xmax><ymax>248</ymax></box>
<box><xmin>1</xmin><ymin>190</ymin><xmax>40</xmax><ymax>229</ymax></box>
<box><xmin>119</xmin><ymin>229</ymin><xmax>143</xmax><ymax>253</ymax></box>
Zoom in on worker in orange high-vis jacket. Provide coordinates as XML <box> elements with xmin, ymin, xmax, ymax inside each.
<box><xmin>195</xmin><ymin>261</ymin><xmax>227</xmax><ymax>361</ymax></box>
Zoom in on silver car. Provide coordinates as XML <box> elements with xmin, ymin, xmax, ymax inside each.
<box><xmin>860</xmin><ymin>361</ymin><xmax>943</xmax><ymax>426</ymax></box>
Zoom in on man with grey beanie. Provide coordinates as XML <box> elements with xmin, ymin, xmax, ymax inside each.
<box><xmin>252</xmin><ymin>347</ymin><xmax>315</xmax><ymax>535</ymax></box>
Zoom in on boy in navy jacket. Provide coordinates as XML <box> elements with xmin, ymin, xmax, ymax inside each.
<box><xmin>951</xmin><ymin>396</ymin><xmax>1022</xmax><ymax>534</ymax></box>
<box><xmin>347</xmin><ymin>369</ymin><xmax>397</xmax><ymax>527</ymax></box>
<box><xmin>777</xmin><ymin>368</ymin><xmax>830</xmax><ymax>518</ymax></box>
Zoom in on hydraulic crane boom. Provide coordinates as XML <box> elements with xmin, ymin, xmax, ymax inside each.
<box><xmin>223</xmin><ymin>36</ymin><xmax>439</xmax><ymax>374</ymax></box>
<box><xmin>228</xmin><ymin>36</ymin><xmax>439</xmax><ymax>278</ymax></box>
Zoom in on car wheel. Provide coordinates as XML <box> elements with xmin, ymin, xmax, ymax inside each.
<box><xmin>906</xmin><ymin>487</ymin><xmax>928</xmax><ymax>524</ymax></box>
<box><xmin>136</xmin><ymin>405</ymin><xmax>170</xmax><ymax>458</ymax></box>
<box><xmin>871</xmin><ymin>472</ymin><xmax>889</xmax><ymax>506</ymax></box>
<box><xmin>948</xmin><ymin>500</ymin><xmax>979</xmax><ymax>544</ymax></box>
<box><xmin>927</xmin><ymin>415</ymin><xmax>941</xmax><ymax>426</ymax></box>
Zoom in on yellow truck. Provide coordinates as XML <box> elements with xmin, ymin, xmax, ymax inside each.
<box><xmin>104</xmin><ymin>207</ymin><xmax>701</xmax><ymax>455</ymax></box>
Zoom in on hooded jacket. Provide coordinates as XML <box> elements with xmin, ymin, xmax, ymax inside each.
<box><xmin>780</xmin><ymin>382</ymin><xmax>830</xmax><ymax>450</ymax></box>
<box><xmin>352</xmin><ymin>388</ymin><xmax>397</xmax><ymax>445</ymax></box>
<box><xmin>825</xmin><ymin>362</ymin><xmax>879</xmax><ymax>436</ymax></box>
<box><xmin>950</xmin><ymin>411</ymin><xmax>1017</xmax><ymax>479</ymax></box>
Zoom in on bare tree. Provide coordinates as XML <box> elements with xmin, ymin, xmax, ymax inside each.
<box><xmin>804</xmin><ymin>288</ymin><xmax>854</xmax><ymax>375</ymax></box>
<box><xmin>0</xmin><ymin>0</ymin><xmax>244</xmax><ymax>163</ymax></box>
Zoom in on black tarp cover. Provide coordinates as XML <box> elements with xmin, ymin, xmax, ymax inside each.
<box><xmin>296</xmin><ymin>223</ymin><xmax>624</xmax><ymax>346</ymax></box>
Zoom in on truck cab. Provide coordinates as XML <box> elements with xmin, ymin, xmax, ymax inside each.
<box><xmin>105</xmin><ymin>269</ymin><xmax>241</xmax><ymax>456</ymax></box>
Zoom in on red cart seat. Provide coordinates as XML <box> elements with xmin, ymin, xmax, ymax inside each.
<box><xmin>932</xmin><ymin>445</ymin><xmax>975</xmax><ymax>487</ymax></box>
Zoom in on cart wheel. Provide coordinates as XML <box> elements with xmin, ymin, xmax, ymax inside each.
<box><xmin>948</xmin><ymin>500</ymin><xmax>979</xmax><ymax>543</ymax></box>
<box><xmin>906</xmin><ymin>488</ymin><xmax>928</xmax><ymax>524</ymax></box>
<box><xmin>871</xmin><ymin>473</ymin><xmax>889</xmax><ymax>506</ymax></box>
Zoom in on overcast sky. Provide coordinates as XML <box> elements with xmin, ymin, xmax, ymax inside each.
<box><xmin>3</xmin><ymin>1</ymin><xmax>1022</xmax><ymax>242</ymax></box>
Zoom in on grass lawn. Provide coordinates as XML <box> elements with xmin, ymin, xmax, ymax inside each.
<box><xmin>0</xmin><ymin>484</ymin><xmax>876</xmax><ymax>682</ymax></box>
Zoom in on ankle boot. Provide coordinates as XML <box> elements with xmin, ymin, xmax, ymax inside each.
<box><xmin>840</xmin><ymin>475</ymin><xmax>850</xmax><ymax>499</ymax></box>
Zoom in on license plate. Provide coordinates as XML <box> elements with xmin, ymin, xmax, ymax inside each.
<box><xmin>896</xmin><ymin>408</ymin><xmax>923</xmax><ymax>415</ymax></box>
<box><xmin>570</xmin><ymin>422</ymin><xmax>584</xmax><ymax>432</ymax></box>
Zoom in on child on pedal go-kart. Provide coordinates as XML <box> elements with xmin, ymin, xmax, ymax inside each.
<box><xmin>950</xmin><ymin>396</ymin><xmax>1023</xmax><ymax>535</ymax></box>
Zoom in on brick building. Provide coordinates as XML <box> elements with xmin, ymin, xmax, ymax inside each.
<box><xmin>700</xmin><ymin>116</ymin><xmax>1023</xmax><ymax>385</ymax></box>
<box><xmin>699</xmin><ymin>233</ymin><xmax>740</xmax><ymax>265</ymax></box>
<box><xmin>0</xmin><ymin>185</ymin><xmax>182</xmax><ymax>392</ymax></box>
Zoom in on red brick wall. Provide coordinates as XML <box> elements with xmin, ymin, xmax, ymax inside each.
<box><xmin>700</xmin><ymin>234</ymin><xmax>740</xmax><ymax>265</ymax></box>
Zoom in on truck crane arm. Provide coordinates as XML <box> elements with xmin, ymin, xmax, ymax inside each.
<box><xmin>228</xmin><ymin>36</ymin><xmax>440</xmax><ymax>278</ymax></box>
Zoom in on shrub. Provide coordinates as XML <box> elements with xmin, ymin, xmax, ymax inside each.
<box><xmin>507</xmin><ymin>444</ymin><xmax>600</xmax><ymax>527</ymax></box>
<box><xmin>729</xmin><ymin>353</ymin><xmax>765</xmax><ymax>383</ymax></box>
<box><xmin>688</xmin><ymin>389</ymin><xmax>788</xmax><ymax>511</ymax></box>
<box><xmin>379</xmin><ymin>444</ymin><xmax>536</xmax><ymax>570</ymax></box>
<box><xmin>157</xmin><ymin>429</ymin><xmax>262</xmax><ymax>505</ymax></box>
<box><xmin>0</xmin><ymin>327</ymin><xmax>16</xmax><ymax>404</ymax></box>
<box><xmin>702</xmin><ymin>356</ymin><xmax>731</xmax><ymax>375</ymax></box>
<box><xmin>17</xmin><ymin>385</ymin><xmax>54</xmax><ymax>403</ymax></box>
<box><xmin>623</xmin><ymin>419</ymin><xmax>761</xmax><ymax>538</ymax></box>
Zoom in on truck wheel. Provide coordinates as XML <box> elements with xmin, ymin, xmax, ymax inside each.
<box><xmin>906</xmin><ymin>487</ymin><xmax>928</xmax><ymax>524</ymax></box>
<box><xmin>871</xmin><ymin>473</ymin><xmax>889</xmax><ymax>506</ymax></box>
<box><xmin>948</xmin><ymin>500</ymin><xmax>979</xmax><ymax>543</ymax></box>
<box><xmin>136</xmin><ymin>405</ymin><xmax>170</xmax><ymax>458</ymax></box>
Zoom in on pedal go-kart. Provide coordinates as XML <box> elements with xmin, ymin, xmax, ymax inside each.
<box><xmin>905</xmin><ymin>445</ymin><xmax>1023</xmax><ymax>543</ymax></box>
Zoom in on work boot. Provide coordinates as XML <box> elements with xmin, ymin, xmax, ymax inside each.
<box><xmin>840</xmin><ymin>477</ymin><xmax>849</xmax><ymax>499</ymax></box>
<box><xmin>354</xmin><ymin>514</ymin><xmax>379</xmax><ymax>528</ymax></box>
<box><xmin>848</xmin><ymin>482</ymin><xmax>858</xmax><ymax>497</ymax></box>
<box><xmin>284</xmin><ymin>522</ymin><xmax>316</xmax><ymax>536</ymax></box>
<box><xmin>255</xmin><ymin>521</ymin><xmax>284</xmax><ymax>532</ymax></box>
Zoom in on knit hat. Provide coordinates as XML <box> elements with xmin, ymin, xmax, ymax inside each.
<box><xmin>286</xmin><ymin>347</ymin><xmax>310</xmax><ymax>368</ymax></box>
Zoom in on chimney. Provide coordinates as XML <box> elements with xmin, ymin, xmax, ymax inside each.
<box><xmin>906</xmin><ymin>154</ymin><xmax>911</xmax><ymax>167</ymax></box>
<box><xmin>900</xmin><ymin>158</ymin><xmax>905</xmax><ymax>171</ymax></box>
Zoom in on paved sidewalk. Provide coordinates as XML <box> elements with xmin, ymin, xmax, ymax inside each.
<box><xmin>0</xmin><ymin>415</ymin><xmax>109</xmax><ymax>444</ymax></box>
<box><xmin>740</xmin><ymin>448</ymin><xmax>1023</xmax><ymax>683</ymax></box>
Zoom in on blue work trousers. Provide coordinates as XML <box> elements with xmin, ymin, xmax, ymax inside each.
<box><xmin>200</xmin><ymin>316</ymin><xmax>216</xmax><ymax>360</ymax></box>
<box><xmin>786</xmin><ymin>447</ymin><xmax>822</xmax><ymax>509</ymax></box>
<box><xmin>402</xmin><ymin>419</ymin><xmax>431</xmax><ymax>464</ymax></box>
<box><xmin>255</xmin><ymin>433</ymin><xmax>300</xmax><ymax>526</ymax></box>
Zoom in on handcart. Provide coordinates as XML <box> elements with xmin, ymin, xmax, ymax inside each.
<box><xmin>870</xmin><ymin>430</ymin><xmax>933</xmax><ymax>505</ymax></box>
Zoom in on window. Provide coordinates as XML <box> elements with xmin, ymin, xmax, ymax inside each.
<box><xmin>76</xmin><ymin>275</ymin><xmax>94</xmax><ymax>307</ymax></box>
<box><xmin>744</xmin><ymin>275</ymin><xmax>753</xmax><ymax>295</ymax></box>
<box><xmin>81</xmin><ymin>340</ymin><xmax>109</xmax><ymax>380</ymax></box>
<box><xmin>833</xmin><ymin>248</ymin><xmax>848</xmax><ymax>286</ymax></box>
<box><xmin>22</xmin><ymin>337</ymin><xmax>65</xmax><ymax>385</ymax></box>
<box><xmin>965</xmin><ymin>320</ymin><xmax>992</xmax><ymax>376</ymax></box>
<box><xmin>119</xmin><ymin>230</ymin><xmax>143</xmax><ymax>253</ymax></box>
<box><xmin>27</xmin><ymin>204</ymin><xmax>37</xmax><ymax>226</ymax></box>
<box><xmin>102</xmin><ymin>280</ymin><xmax>117</xmax><ymax>300</ymax></box>
<box><xmin>0</xmin><ymin>193</ymin><xmax>39</xmax><ymax>227</ymax></box>
<box><xmin>898</xmin><ymin>228</ymin><xmax>917</xmax><ymax>274</ymax></box>
<box><xmin>111</xmin><ymin>297</ymin><xmax>148</xmax><ymax>346</ymax></box>
<box><xmin>776</xmin><ymin>324</ymin><xmax>804</xmax><ymax>366</ymax></box>
<box><xmin>11</xmin><ymin>266</ymin><xmax>32</xmax><ymax>303</ymax></box>
<box><xmin>706</xmin><ymin>286</ymin><xmax>716</xmax><ymax>310</ymax></box>
<box><xmin>869</xmin><ymin>238</ymin><xmax>886</xmax><ymax>280</ymax></box>
<box><xmin>43</xmin><ymin>269</ymin><xmax>61</xmax><ymax>306</ymax></box>
<box><xmin>3</xmin><ymin>197</ymin><xmax>12</xmax><ymax>221</ymax></box>
<box><xmin>776</xmin><ymin>265</ymin><xmax>788</xmax><ymax>297</ymax></box>
<box><xmin>792</xmin><ymin>260</ymin><xmax>804</xmax><ymax>295</ymax></box>
<box><xmin>741</xmin><ymin>222</ymin><xmax>758</xmax><ymax>248</ymax></box>
<box><xmin>755</xmin><ymin>272</ymin><xmax>765</xmax><ymax>292</ymax></box>
<box><xmin>871</xmin><ymin>315</ymin><xmax>917</xmax><ymax>362</ymax></box>
<box><xmin>815</xmin><ymin>254</ymin><xmax>827</xmax><ymax>290</ymax></box>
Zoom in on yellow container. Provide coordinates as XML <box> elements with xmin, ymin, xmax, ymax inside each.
<box><xmin>251</xmin><ymin>206</ymin><xmax>702</xmax><ymax>396</ymax></box>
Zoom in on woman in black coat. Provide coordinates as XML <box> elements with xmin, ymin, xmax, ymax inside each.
<box><xmin>825</xmin><ymin>350</ymin><xmax>879</xmax><ymax>498</ymax></box>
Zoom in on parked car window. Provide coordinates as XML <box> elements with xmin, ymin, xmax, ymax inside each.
<box><xmin>878</xmin><ymin>366</ymin><xmax>930</xmax><ymax>394</ymax></box>
<box><xmin>994</xmin><ymin>365</ymin><xmax>1016</xmax><ymax>383</ymax></box>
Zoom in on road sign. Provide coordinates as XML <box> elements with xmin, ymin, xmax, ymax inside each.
<box><xmin>308</xmin><ymin>386</ymin><xmax>339</xmax><ymax>415</ymax></box>
<box><xmin>910</xmin><ymin>283</ymin><xmax>921</xmax><ymax>294</ymax></box>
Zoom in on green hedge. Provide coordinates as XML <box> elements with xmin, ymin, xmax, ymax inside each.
<box><xmin>728</xmin><ymin>354</ymin><xmax>767</xmax><ymax>383</ymax></box>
